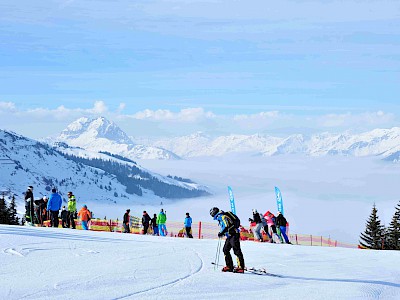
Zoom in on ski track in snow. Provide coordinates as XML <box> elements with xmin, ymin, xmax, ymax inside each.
<box><xmin>113</xmin><ymin>247</ymin><xmax>204</xmax><ymax>299</ymax></box>
<box><xmin>3</xmin><ymin>248</ymin><xmax>25</xmax><ymax>257</ymax></box>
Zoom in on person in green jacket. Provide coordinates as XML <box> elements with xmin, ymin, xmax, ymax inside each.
<box><xmin>157</xmin><ymin>209</ymin><xmax>167</xmax><ymax>236</ymax></box>
<box><xmin>67</xmin><ymin>191</ymin><xmax>77</xmax><ymax>229</ymax></box>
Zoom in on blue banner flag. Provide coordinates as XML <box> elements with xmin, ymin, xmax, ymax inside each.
<box><xmin>227</xmin><ymin>186</ymin><xmax>236</xmax><ymax>214</ymax></box>
<box><xmin>275</xmin><ymin>186</ymin><xmax>284</xmax><ymax>216</ymax></box>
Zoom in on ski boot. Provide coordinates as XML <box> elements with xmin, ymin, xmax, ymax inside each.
<box><xmin>233</xmin><ymin>267</ymin><xmax>244</xmax><ymax>273</ymax></box>
<box><xmin>221</xmin><ymin>266</ymin><xmax>233</xmax><ymax>272</ymax></box>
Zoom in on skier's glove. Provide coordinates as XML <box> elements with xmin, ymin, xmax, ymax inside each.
<box><xmin>218</xmin><ymin>232</ymin><xmax>224</xmax><ymax>238</ymax></box>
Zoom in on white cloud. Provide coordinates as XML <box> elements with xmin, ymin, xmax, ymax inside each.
<box><xmin>0</xmin><ymin>102</ymin><xmax>17</xmax><ymax>113</ymax></box>
<box><xmin>117</xmin><ymin>103</ymin><xmax>126</xmax><ymax>113</ymax></box>
<box><xmin>131</xmin><ymin>107</ymin><xmax>216</xmax><ymax>122</ymax></box>
<box><xmin>233</xmin><ymin>111</ymin><xmax>280</xmax><ymax>121</ymax></box>
<box><xmin>319</xmin><ymin>111</ymin><xmax>395</xmax><ymax>128</ymax></box>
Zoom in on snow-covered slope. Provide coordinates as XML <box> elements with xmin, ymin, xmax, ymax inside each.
<box><xmin>0</xmin><ymin>130</ymin><xmax>209</xmax><ymax>208</ymax></box>
<box><xmin>149</xmin><ymin>128</ymin><xmax>400</xmax><ymax>161</ymax></box>
<box><xmin>1</xmin><ymin>225</ymin><xmax>399</xmax><ymax>300</ymax></box>
<box><xmin>56</xmin><ymin>117</ymin><xmax>180</xmax><ymax>160</ymax></box>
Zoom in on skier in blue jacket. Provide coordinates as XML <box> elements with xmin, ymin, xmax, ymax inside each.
<box><xmin>184</xmin><ymin>212</ymin><xmax>193</xmax><ymax>238</ymax></box>
<box><xmin>210</xmin><ymin>207</ymin><xmax>245</xmax><ymax>273</ymax></box>
<box><xmin>47</xmin><ymin>188</ymin><xmax>62</xmax><ymax>227</ymax></box>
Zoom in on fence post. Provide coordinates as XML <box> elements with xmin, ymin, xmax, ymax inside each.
<box><xmin>310</xmin><ymin>235</ymin><xmax>313</xmax><ymax>246</ymax></box>
<box><xmin>335</xmin><ymin>240</ymin><xmax>337</xmax><ymax>247</ymax></box>
<box><xmin>321</xmin><ymin>236</ymin><xmax>323</xmax><ymax>247</ymax></box>
<box><xmin>198</xmin><ymin>221</ymin><xmax>202</xmax><ymax>239</ymax></box>
<box><xmin>295</xmin><ymin>234</ymin><xmax>298</xmax><ymax>245</ymax></box>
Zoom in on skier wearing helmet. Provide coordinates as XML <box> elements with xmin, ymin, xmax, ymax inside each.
<box><xmin>210</xmin><ymin>207</ymin><xmax>245</xmax><ymax>273</ymax></box>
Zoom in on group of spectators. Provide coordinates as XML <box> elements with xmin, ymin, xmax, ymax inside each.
<box><xmin>123</xmin><ymin>209</ymin><xmax>193</xmax><ymax>238</ymax></box>
<box><xmin>24</xmin><ymin>186</ymin><xmax>92</xmax><ymax>230</ymax></box>
<box><xmin>249</xmin><ymin>209</ymin><xmax>291</xmax><ymax>243</ymax></box>
<box><xmin>24</xmin><ymin>186</ymin><xmax>288</xmax><ymax>243</ymax></box>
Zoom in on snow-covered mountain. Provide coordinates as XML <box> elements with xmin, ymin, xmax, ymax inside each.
<box><xmin>55</xmin><ymin>117</ymin><xmax>180</xmax><ymax>160</ymax></box>
<box><xmin>148</xmin><ymin>128</ymin><xmax>400</xmax><ymax>161</ymax></box>
<box><xmin>0</xmin><ymin>129</ymin><xmax>209</xmax><ymax>207</ymax></box>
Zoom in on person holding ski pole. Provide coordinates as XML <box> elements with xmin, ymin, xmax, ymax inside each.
<box><xmin>210</xmin><ymin>207</ymin><xmax>245</xmax><ymax>273</ymax></box>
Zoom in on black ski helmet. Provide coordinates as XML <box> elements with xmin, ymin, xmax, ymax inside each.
<box><xmin>210</xmin><ymin>207</ymin><xmax>219</xmax><ymax>218</ymax></box>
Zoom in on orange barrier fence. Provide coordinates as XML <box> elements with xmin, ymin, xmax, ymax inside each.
<box><xmin>42</xmin><ymin>219</ymin><xmax>357</xmax><ymax>249</ymax></box>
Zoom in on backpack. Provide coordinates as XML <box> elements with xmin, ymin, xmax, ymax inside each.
<box><xmin>223</xmin><ymin>211</ymin><xmax>241</xmax><ymax>229</ymax></box>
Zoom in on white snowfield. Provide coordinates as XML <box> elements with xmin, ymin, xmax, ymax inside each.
<box><xmin>1</xmin><ymin>225</ymin><xmax>399</xmax><ymax>300</ymax></box>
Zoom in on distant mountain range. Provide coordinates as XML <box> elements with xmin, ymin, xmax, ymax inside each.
<box><xmin>49</xmin><ymin>116</ymin><xmax>400</xmax><ymax>162</ymax></box>
<box><xmin>147</xmin><ymin>129</ymin><xmax>400</xmax><ymax>162</ymax></box>
<box><xmin>0</xmin><ymin>129</ymin><xmax>210</xmax><ymax>206</ymax></box>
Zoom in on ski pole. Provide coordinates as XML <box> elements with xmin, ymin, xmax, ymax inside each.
<box><xmin>214</xmin><ymin>237</ymin><xmax>222</xmax><ymax>270</ymax></box>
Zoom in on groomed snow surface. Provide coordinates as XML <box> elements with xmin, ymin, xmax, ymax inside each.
<box><xmin>1</xmin><ymin>225</ymin><xmax>399</xmax><ymax>300</ymax></box>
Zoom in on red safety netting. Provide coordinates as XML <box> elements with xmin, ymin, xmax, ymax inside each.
<box><xmin>42</xmin><ymin>218</ymin><xmax>357</xmax><ymax>248</ymax></box>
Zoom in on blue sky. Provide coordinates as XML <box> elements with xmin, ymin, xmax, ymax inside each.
<box><xmin>0</xmin><ymin>0</ymin><xmax>399</xmax><ymax>138</ymax></box>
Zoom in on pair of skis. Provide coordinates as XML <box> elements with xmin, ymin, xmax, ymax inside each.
<box><xmin>211</xmin><ymin>262</ymin><xmax>282</xmax><ymax>277</ymax></box>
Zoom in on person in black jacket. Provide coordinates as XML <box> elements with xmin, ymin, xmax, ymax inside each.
<box><xmin>34</xmin><ymin>196</ymin><xmax>48</xmax><ymax>226</ymax></box>
<box><xmin>248</xmin><ymin>209</ymin><xmax>263</xmax><ymax>242</ymax></box>
<box><xmin>123</xmin><ymin>209</ymin><xmax>130</xmax><ymax>233</ymax></box>
<box><xmin>142</xmin><ymin>211</ymin><xmax>151</xmax><ymax>234</ymax></box>
<box><xmin>24</xmin><ymin>186</ymin><xmax>34</xmax><ymax>224</ymax></box>
<box><xmin>276</xmin><ymin>212</ymin><xmax>291</xmax><ymax>244</ymax></box>
<box><xmin>151</xmin><ymin>213</ymin><xmax>158</xmax><ymax>235</ymax></box>
<box><xmin>60</xmin><ymin>206</ymin><xmax>68</xmax><ymax>228</ymax></box>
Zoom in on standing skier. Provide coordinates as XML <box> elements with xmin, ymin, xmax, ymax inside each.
<box><xmin>78</xmin><ymin>205</ymin><xmax>92</xmax><ymax>230</ymax></box>
<box><xmin>60</xmin><ymin>206</ymin><xmax>68</xmax><ymax>228</ymax></box>
<box><xmin>67</xmin><ymin>191</ymin><xmax>77</xmax><ymax>229</ymax></box>
<box><xmin>47</xmin><ymin>188</ymin><xmax>62</xmax><ymax>228</ymax></box>
<box><xmin>184</xmin><ymin>212</ymin><xmax>193</xmax><ymax>238</ymax></box>
<box><xmin>151</xmin><ymin>213</ymin><xmax>159</xmax><ymax>236</ymax></box>
<box><xmin>142</xmin><ymin>211</ymin><xmax>151</xmax><ymax>234</ymax></box>
<box><xmin>264</xmin><ymin>211</ymin><xmax>282</xmax><ymax>243</ymax></box>
<box><xmin>24</xmin><ymin>186</ymin><xmax>34</xmax><ymax>224</ymax></box>
<box><xmin>123</xmin><ymin>209</ymin><xmax>130</xmax><ymax>233</ymax></box>
<box><xmin>157</xmin><ymin>209</ymin><xmax>167</xmax><ymax>236</ymax></box>
<box><xmin>276</xmin><ymin>212</ymin><xmax>291</xmax><ymax>244</ymax></box>
<box><xmin>210</xmin><ymin>207</ymin><xmax>245</xmax><ymax>273</ymax></box>
<box><xmin>34</xmin><ymin>196</ymin><xmax>48</xmax><ymax>226</ymax></box>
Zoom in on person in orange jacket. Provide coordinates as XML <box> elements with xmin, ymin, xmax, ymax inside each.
<box><xmin>78</xmin><ymin>205</ymin><xmax>92</xmax><ymax>230</ymax></box>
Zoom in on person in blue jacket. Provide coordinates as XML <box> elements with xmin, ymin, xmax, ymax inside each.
<box><xmin>210</xmin><ymin>207</ymin><xmax>245</xmax><ymax>273</ymax></box>
<box><xmin>47</xmin><ymin>188</ymin><xmax>62</xmax><ymax>227</ymax></box>
<box><xmin>184</xmin><ymin>212</ymin><xmax>193</xmax><ymax>238</ymax></box>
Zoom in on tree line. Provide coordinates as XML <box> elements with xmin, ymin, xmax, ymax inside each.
<box><xmin>360</xmin><ymin>200</ymin><xmax>400</xmax><ymax>250</ymax></box>
<box><xmin>0</xmin><ymin>194</ymin><xmax>20</xmax><ymax>225</ymax></box>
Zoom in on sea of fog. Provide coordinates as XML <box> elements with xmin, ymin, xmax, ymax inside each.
<box><xmin>23</xmin><ymin>155</ymin><xmax>398</xmax><ymax>245</ymax></box>
<box><xmin>134</xmin><ymin>155</ymin><xmax>399</xmax><ymax>244</ymax></box>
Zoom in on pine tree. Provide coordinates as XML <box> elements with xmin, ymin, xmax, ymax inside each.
<box><xmin>360</xmin><ymin>204</ymin><xmax>384</xmax><ymax>250</ymax></box>
<box><xmin>7</xmin><ymin>196</ymin><xmax>20</xmax><ymax>225</ymax></box>
<box><xmin>0</xmin><ymin>194</ymin><xmax>10</xmax><ymax>224</ymax></box>
<box><xmin>387</xmin><ymin>200</ymin><xmax>400</xmax><ymax>250</ymax></box>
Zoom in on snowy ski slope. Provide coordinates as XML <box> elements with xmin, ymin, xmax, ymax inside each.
<box><xmin>1</xmin><ymin>225</ymin><xmax>399</xmax><ymax>300</ymax></box>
